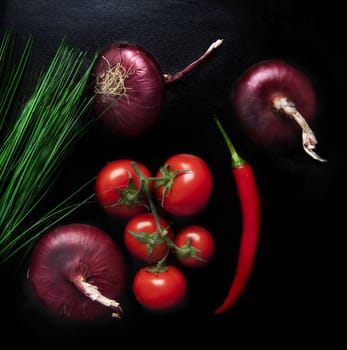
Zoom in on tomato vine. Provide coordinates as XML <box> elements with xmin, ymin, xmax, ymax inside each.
<box><xmin>95</xmin><ymin>153</ymin><xmax>215</xmax><ymax>312</ymax></box>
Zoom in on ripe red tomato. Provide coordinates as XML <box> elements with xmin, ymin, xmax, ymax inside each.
<box><xmin>174</xmin><ymin>225</ymin><xmax>215</xmax><ymax>268</ymax></box>
<box><xmin>132</xmin><ymin>265</ymin><xmax>187</xmax><ymax>311</ymax></box>
<box><xmin>95</xmin><ymin>159</ymin><xmax>152</xmax><ymax>218</ymax></box>
<box><xmin>154</xmin><ymin>153</ymin><xmax>213</xmax><ymax>216</ymax></box>
<box><xmin>124</xmin><ymin>212</ymin><xmax>174</xmax><ymax>263</ymax></box>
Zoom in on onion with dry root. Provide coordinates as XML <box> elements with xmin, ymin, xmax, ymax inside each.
<box><xmin>27</xmin><ymin>223</ymin><xmax>127</xmax><ymax>321</ymax></box>
<box><xmin>90</xmin><ymin>39</ymin><xmax>223</xmax><ymax>138</ymax></box>
<box><xmin>232</xmin><ymin>59</ymin><xmax>327</xmax><ymax>162</ymax></box>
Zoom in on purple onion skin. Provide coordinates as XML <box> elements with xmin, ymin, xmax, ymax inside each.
<box><xmin>91</xmin><ymin>42</ymin><xmax>165</xmax><ymax>138</ymax></box>
<box><xmin>232</xmin><ymin>60</ymin><xmax>317</xmax><ymax>149</ymax></box>
<box><xmin>28</xmin><ymin>224</ymin><xmax>127</xmax><ymax>321</ymax></box>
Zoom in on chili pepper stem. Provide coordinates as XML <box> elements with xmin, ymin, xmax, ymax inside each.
<box><xmin>214</xmin><ymin>115</ymin><xmax>246</xmax><ymax>168</ymax></box>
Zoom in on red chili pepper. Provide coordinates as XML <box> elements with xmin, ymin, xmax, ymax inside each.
<box><xmin>214</xmin><ymin>116</ymin><xmax>261</xmax><ymax>314</ymax></box>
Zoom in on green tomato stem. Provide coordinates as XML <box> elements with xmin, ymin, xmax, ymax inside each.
<box><xmin>130</xmin><ymin>161</ymin><xmax>207</xmax><ymax>268</ymax></box>
<box><xmin>131</xmin><ymin>161</ymin><xmax>172</xmax><ymax>266</ymax></box>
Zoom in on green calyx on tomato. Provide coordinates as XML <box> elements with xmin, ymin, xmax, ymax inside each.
<box><xmin>174</xmin><ymin>225</ymin><xmax>215</xmax><ymax>268</ymax></box>
<box><xmin>174</xmin><ymin>237</ymin><xmax>206</xmax><ymax>262</ymax></box>
<box><xmin>124</xmin><ymin>212</ymin><xmax>175</xmax><ymax>264</ymax></box>
<box><xmin>109</xmin><ymin>175</ymin><xmax>147</xmax><ymax>209</ymax></box>
<box><xmin>154</xmin><ymin>153</ymin><xmax>214</xmax><ymax>217</ymax></box>
<box><xmin>95</xmin><ymin>159</ymin><xmax>154</xmax><ymax>218</ymax></box>
<box><xmin>145</xmin><ymin>262</ymin><xmax>169</xmax><ymax>273</ymax></box>
<box><xmin>153</xmin><ymin>164</ymin><xmax>189</xmax><ymax>207</ymax></box>
<box><xmin>127</xmin><ymin>226</ymin><xmax>170</xmax><ymax>260</ymax></box>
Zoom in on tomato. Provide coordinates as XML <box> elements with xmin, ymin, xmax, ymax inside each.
<box><xmin>154</xmin><ymin>153</ymin><xmax>213</xmax><ymax>216</ymax></box>
<box><xmin>95</xmin><ymin>159</ymin><xmax>152</xmax><ymax>218</ymax></box>
<box><xmin>132</xmin><ymin>265</ymin><xmax>187</xmax><ymax>311</ymax></box>
<box><xmin>124</xmin><ymin>212</ymin><xmax>174</xmax><ymax>263</ymax></box>
<box><xmin>174</xmin><ymin>225</ymin><xmax>215</xmax><ymax>268</ymax></box>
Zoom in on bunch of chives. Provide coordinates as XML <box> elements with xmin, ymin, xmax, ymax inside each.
<box><xmin>0</xmin><ymin>31</ymin><xmax>97</xmax><ymax>264</ymax></box>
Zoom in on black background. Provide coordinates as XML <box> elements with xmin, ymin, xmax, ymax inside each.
<box><xmin>0</xmin><ymin>0</ymin><xmax>344</xmax><ymax>347</ymax></box>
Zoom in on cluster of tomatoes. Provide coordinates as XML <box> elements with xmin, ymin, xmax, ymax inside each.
<box><xmin>94</xmin><ymin>153</ymin><xmax>215</xmax><ymax>312</ymax></box>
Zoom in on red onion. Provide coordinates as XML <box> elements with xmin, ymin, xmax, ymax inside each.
<box><xmin>232</xmin><ymin>59</ymin><xmax>326</xmax><ymax>162</ymax></box>
<box><xmin>27</xmin><ymin>223</ymin><xmax>127</xmax><ymax>321</ymax></box>
<box><xmin>90</xmin><ymin>39</ymin><xmax>223</xmax><ymax>138</ymax></box>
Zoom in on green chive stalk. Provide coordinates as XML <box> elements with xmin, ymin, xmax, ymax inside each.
<box><xmin>0</xmin><ymin>32</ymin><xmax>97</xmax><ymax>264</ymax></box>
<box><xmin>0</xmin><ymin>30</ymin><xmax>33</xmax><ymax>133</ymax></box>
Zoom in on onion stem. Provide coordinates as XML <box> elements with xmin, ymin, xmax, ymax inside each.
<box><xmin>273</xmin><ymin>96</ymin><xmax>327</xmax><ymax>162</ymax></box>
<box><xmin>73</xmin><ymin>275</ymin><xmax>122</xmax><ymax>319</ymax></box>
<box><xmin>164</xmin><ymin>38</ymin><xmax>224</xmax><ymax>84</ymax></box>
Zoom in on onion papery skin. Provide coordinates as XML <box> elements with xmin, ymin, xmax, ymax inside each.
<box><xmin>91</xmin><ymin>42</ymin><xmax>165</xmax><ymax>138</ymax></box>
<box><xmin>232</xmin><ymin>59</ymin><xmax>317</xmax><ymax>150</ymax></box>
<box><xmin>28</xmin><ymin>223</ymin><xmax>127</xmax><ymax>321</ymax></box>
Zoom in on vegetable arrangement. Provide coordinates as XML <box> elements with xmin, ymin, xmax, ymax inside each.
<box><xmin>1</xmin><ymin>16</ymin><xmax>329</xmax><ymax>322</ymax></box>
